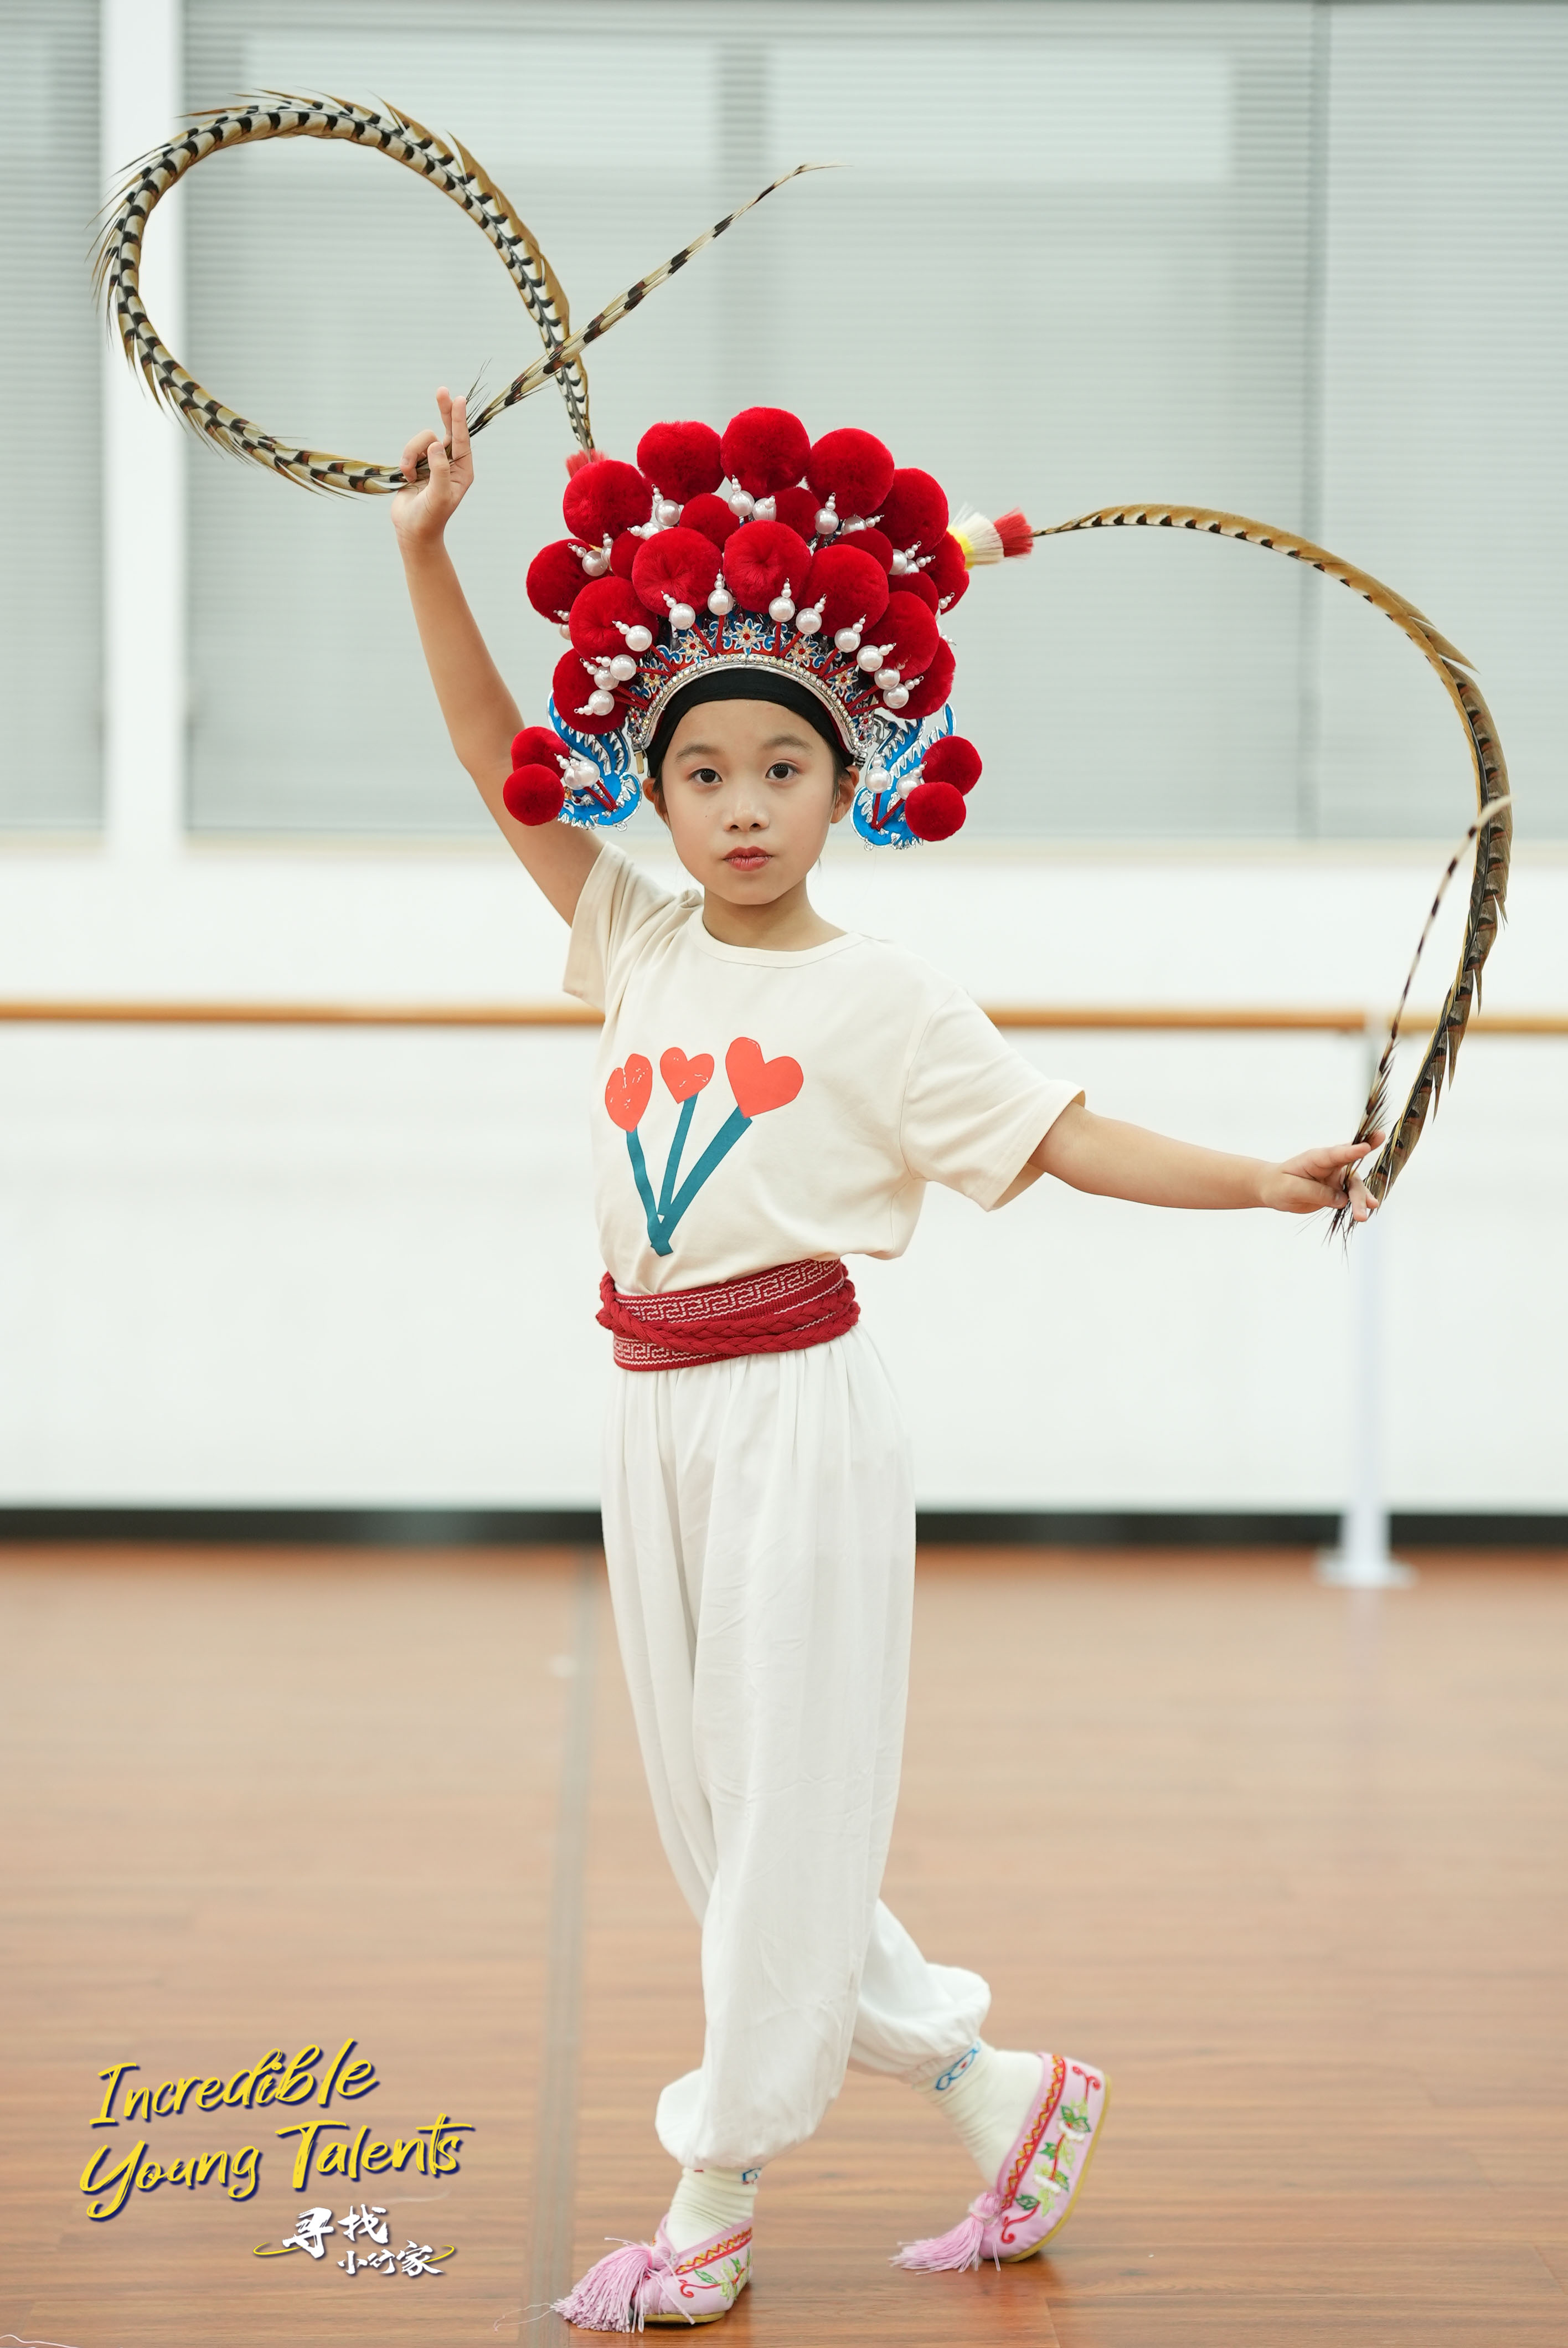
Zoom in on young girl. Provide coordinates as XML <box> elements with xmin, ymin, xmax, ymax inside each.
<box><xmin>394</xmin><ymin>388</ymin><xmax>1378</xmax><ymax>2332</ymax></box>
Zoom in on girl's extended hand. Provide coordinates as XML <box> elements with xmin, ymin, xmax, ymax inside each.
<box><xmin>1261</xmin><ymin>1134</ymin><xmax>1386</xmax><ymax>1222</ymax></box>
<box><xmin>391</xmin><ymin>387</ymin><xmax>473</xmax><ymax>552</ymax></box>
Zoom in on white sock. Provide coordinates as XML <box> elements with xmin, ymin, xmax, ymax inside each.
<box><xmin>913</xmin><ymin>2042</ymin><xmax>1043</xmax><ymax>2186</ymax></box>
<box><xmin>663</xmin><ymin>2163</ymin><xmax>760</xmax><ymax>2253</ymax></box>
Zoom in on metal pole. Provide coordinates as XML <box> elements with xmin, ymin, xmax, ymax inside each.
<box><xmin>1316</xmin><ymin>1020</ymin><xmax>1415</xmax><ymax>1588</ymax></box>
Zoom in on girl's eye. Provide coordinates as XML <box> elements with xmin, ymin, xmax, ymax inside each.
<box><xmin>687</xmin><ymin>766</ymin><xmax>721</xmax><ymax>785</ymax></box>
<box><xmin>766</xmin><ymin>762</ymin><xmax>798</xmax><ymax>781</ymax></box>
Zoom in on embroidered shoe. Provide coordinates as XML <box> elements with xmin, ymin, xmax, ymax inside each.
<box><xmin>894</xmin><ymin>2051</ymin><xmax>1109</xmax><ymax>2272</ymax></box>
<box><xmin>554</xmin><ymin>2218</ymin><xmax>752</xmax><ymax>2330</ymax></box>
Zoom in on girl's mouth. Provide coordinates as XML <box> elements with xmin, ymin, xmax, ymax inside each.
<box><xmin>724</xmin><ymin>848</ymin><xmax>771</xmax><ymax>871</ymax></box>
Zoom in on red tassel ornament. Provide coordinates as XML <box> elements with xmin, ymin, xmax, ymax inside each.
<box><xmin>502</xmin><ymin>765</ymin><xmax>566</xmax><ymax>826</ymax></box>
<box><xmin>874</xmin><ymin>590</ymin><xmax>940</xmax><ymax>679</ymax></box>
<box><xmin>878</xmin><ymin>467</ymin><xmax>949</xmax><ymax>555</ymax></box>
<box><xmin>636</xmin><ymin>419</ymin><xmax>723</xmax><ymax>503</ymax></box>
<box><xmin>552</xmin><ymin>648</ymin><xmax>628</xmax><ymax>733</ymax></box>
<box><xmin>679</xmin><ymin>492</ymin><xmax>740</xmax><ymax>551</ymax></box>
<box><xmin>897</xmin><ymin>637</ymin><xmax>956</xmax><ymax>720</ymax></box>
<box><xmin>994</xmin><ymin>507</ymin><xmax>1036</xmax><ymax>559</ymax></box>
<box><xmin>569</xmin><ymin>576</ymin><xmax>649</xmax><ymax>658</ymax></box>
<box><xmin>843</xmin><ymin>524</ymin><xmax>894</xmax><ymax>573</ymax></box>
<box><xmin>631</xmin><ymin>527</ymin><xmax>721</xmax><ymax>624</ymax></box>
<box><xmin>903</xmin><ymin>779</ymin><xmax>967</xmax><ymax>840</ymax></box>
<box><xmin>771</xmin><ymin>484</ymin><xmax>822</xmax><ymax>541</ymax></box>
<box><xmin>807</xmin><ymin>426</ymin><xmax>896</xmax><ymax>522</ymax></box>
<box><xmin>510</xmin><ymin>724</ymin><xmax>570</xmax><ymax>771</ymax></box>
<box><xmin>525</xmin><ymin>540</ymin><xmax>589</xmax><ymax>623</ymax></box>
<box><xmin>925</xmin><ymin>532</ymin><xmax>971</xmax><ymax>610</ymax></box>
<box><xmin>803</xmin><ymin>544</ymin><xmax>890</xmax><ymax>637</ymax></box>
<box><xmin>920</xmin><ymin>735</ymin><xmax>982</xmax><ymax>794</ymax></box>
<box><xmin>562</xmin><ymin>455</ymin><xmax>651</xmax><ymax>543</ymax></box>
<box><xmin>724</xmin><ymin>519</ymin><xmax>814</xmax><ymax>613</ymax></box>
<box><xmin>720</xmin><ymin>406</ymin><xmax>811</xmax><ymax>496</ymax></box>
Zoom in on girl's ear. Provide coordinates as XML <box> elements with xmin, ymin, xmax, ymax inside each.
<box><xmin>642</xmin><ymin>777</ymin><xmax>670</xmax><ymax>827</ymax></box>
<box><xmin>829</xmin><ymin>766</ymin><xmax>859</xmax><ymax>823</ymax></box>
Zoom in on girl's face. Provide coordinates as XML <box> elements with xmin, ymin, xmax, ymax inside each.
<box><xmin>650</xmin><ymin>697</ymin><xmax>855</xmax><ymax>905</ymax></box>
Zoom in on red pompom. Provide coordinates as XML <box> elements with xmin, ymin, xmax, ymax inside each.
<box><xmin>843</xmin><ymin>525</ymin><xmax>894</xmax><ymax>573</ymax></box>
<box><xmin>526</xmin><ymin>540</ymin><xmax>588</xmax><ymax>622</ymax></box>
<box><xmin>902</xmin><ymin>779</ymin><xmax>967</xmax><ymax>841</ymax></box>
<box><xmin>896</xmin><ymin>568</ymin><xmax>939</xmax><ymax>613</ymax></box>
<box><xmin>679</xmin><ymin>493</ymin><xmax>739</xmax><ymax>551</ymax></box>
<box><xmin>920</xmin><ymin>735</ymin><xmax>982</xmax><ymax>794</ymax></box>
<box><xmin>636</xmin><ymin>420</ymin><xmax>723</xmax><ymax>502</ymax></box>
<box><xmin>724</xmin><ymin>519</ymin><xmax>814</xmax><ymax>612</ymax></box>
<box><xmin>721</xmin><ymin>406</ymin><xmax>811</xmax><ymax>496</ymax></box>
<box><xmin>807</xmin><ymin>428</ymin><xmax>895</xmax><ymax>519</ymax></box>
<box><xmin>510</xmin><ymin>725</ymin><xmax>569</xmax><ymax>771</ymax></box>
<box><xmin>503</xmin><ymin>765</ymin><xmax>567</xmax><ymax>826</ymax></box>
<box><xmin>871</xmin><ymin>590</ymin><xmax>940</xmax><ymax>679</ymax></box>
<box><xmin>608</xmin><ymin>531</ymin><xmax>639</xmax><ymax>579</ymax></box>
<box><xmin>569</xmin><ymin>576</ymin><xmax>649</xmax><ymax>657</ymax></box>
<box><xmin>552</xmin><ymin>650</ymin><xmax>627</xmax><ymax>734</ymax></box>
<box><xmin>803</xmin><ymin>544</ymin><xmax>890</xmax><ymax>636</ymax></box>
<box><xmin>897</xmin><ymin>637</ymin><xmax>956</xmax><ymax>720</ymax></box>
<box><xmin>925</xmin><ymin>532</ymin><xmax>970</xmax><ymax>611</ymax></box>
<box><xmin>562</xmin><ymin>456</ymin><xmax>651</xmax><ymax>544</ymax></box>
<box><xmin>771</xmin><ymin>485</ymin><xmax>822</xmax><ymax>540</ymax></box>
<box><xmin>877</xmin><ymin>467</ymin><xmax>949</xmax><ymax>554</ymax></box>
<box><xmin>631</xmin><ymin>526</ymin><xmax>720</xmax><ymax>618</ymax></box>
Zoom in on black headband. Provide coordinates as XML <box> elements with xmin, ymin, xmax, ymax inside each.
<box><xmin>645</xmin><ymin>670</ymin><xmax>853</xmax><ymax>780</ymax></box>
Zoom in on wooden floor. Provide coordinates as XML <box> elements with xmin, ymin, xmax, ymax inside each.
<box><xmin>2</xmin><ymin>1547</ymin><xmax>1565</xmax><ymax>2346</ymax></box>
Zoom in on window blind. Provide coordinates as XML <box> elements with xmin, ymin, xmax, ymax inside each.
<box><xmin>178</xmin><ymin>0</ymin><xmax>1567</xmax><ymax>841</ymax></box>
<box><xmin>0</xmin><ymin>0</ymin><xmax>101</xmax><ymax>828</ymax></box>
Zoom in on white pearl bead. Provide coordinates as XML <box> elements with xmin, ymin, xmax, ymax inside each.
<box><xmin>752</xmin><ymin>497</ymin><xmax>776</xmax><ymax>523</ymax></box>
<box><xmin>668</xmin><ymin>602</ymin><xmax>695</xmax><ymax>630</ymax></box>
<box><xmin>657</xmin><ymin>499</ymin><xmax>682</xmax><ymax>527</ymax></box>
<box><xmin>625</xmin><ymin>625</ymin><xmax>653</xmax><ymax>653</ymax></box>
<box><xmin>890</xmin><ymin>551</ymin><xmax>910</xmax><ymax>575</ymax></box>
<box><xmin>795</xmin><ymin>608</ymin><xmax>822</xmax><ymax>636</ymax></box>
<box><xmin>857</xmin><ymin>644</ymin><xmax>885</xmax><ymax>672</ymax></box>
<box><xmin>867</xmin><ymin>767</ymin><xmax>889</xmax><ymax>792</ymax></box>
<box><xmin>558</xmin><ymin>623</ymin><xmax>572</xmax><ymax>640</ymax></box>
<box><xmin>875</xmin><ymin>666</ymin><xmax>901</xmax><ymax>689</ymax></box>
<box><xmin>834</xmin><ymin>628</ymin><xmax>862</xmax><ymax>654</ymax></box>
<box><xmin>587</xmin><ymin>690</ymin><xmax>615</xmax><ymax>717</ymax></box>
<box><xmin>814</xmin><ymin>508</ymin><xmax>838</xmax><ymax>536</ymax></box>
<box><xmin>592</xmin><ymin>666</ymin><xmax>613</xmax><ymax>689</ymax></box>
<box><xmin>883</xmin><ymin>686</ymin><xmax>910</xmax><ymax>709</ymax></box>
<box><xmin>609</xmin><ymin>653</ymin><xmax>637</xmax><ymax>683</ymax></box>
<box><xmin>581</xmin><ymin>549</ymin><xmax>608</xmax><ymax>578</ymax></box>
<box><xmin>768</xmin><ymin>595</ymin><xmax>795</xmax><ymax>623</ymax></box>
<box><xmin>728</xmin><ymin>488</ymin><xmax>755</xmax><ymax>517</ymax></box>
<box><xmin>707</xmin><ymin>587</ymin><xmax>734</xmax><ymax>617</ymax></box>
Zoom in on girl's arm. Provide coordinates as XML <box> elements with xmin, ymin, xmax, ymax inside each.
<box><xmin>1002</xmin><ymin>1105</ymin><xmax>1383</xmax><ymax>1222</ymax></box>
<box><xmin>393</xmin><ymin>388</ymin><xmax>600</xmax><ymax>925</ymax></box>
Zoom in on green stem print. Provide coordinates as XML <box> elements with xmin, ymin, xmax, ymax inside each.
<box><xmin>657</xmin><ymin>1093</ymin><xmax>700</xmax><ymax>1223</ymax></box>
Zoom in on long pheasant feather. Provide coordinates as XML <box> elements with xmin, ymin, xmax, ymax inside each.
<box><xmin>1035</xmin><ymin>506</ymin><xmax>1512</xmax><ymax>1221</ymax></box>
<box><xmin>94</xmin><ymin>92</ymin><xmax>821</xmax><ymax>491</ymax></box>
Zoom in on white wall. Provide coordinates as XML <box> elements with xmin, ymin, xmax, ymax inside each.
<box><xmin>1</xmin><ymin>836</ymin><xmax>1563</xmax><ymax>1511</ymax></box>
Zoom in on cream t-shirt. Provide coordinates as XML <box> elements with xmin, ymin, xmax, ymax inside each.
<box><xmin>564</xmin><ymin>846</ymin><xmax>1082</xmax><ymax>1295</ymax></box>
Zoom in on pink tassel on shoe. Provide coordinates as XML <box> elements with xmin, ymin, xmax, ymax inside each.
<box><xmin>893</xmin><ymin>2189</ymin><xmax>1003</xmax><ymax>2273</ymax></box>
<box><xmin>553</xmin><ymin>2237</ymin><xmax>658</xmax><ymax>2332</ymax></box>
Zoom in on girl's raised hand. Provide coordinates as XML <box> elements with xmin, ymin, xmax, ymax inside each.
<box><xmin>1262</xmin><ymin>1134</ymin><xmax>1386</xmax><ymax>1223</ymax></box>
<box><xmin>392</xmin><ymin>387</ymin><xmax>474</xmax><ymax>550</ymax></box>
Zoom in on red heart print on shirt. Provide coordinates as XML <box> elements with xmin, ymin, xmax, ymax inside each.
<box><xmin>725</xmin><ymin>1036</ymin><xmax>804</xmax><ymax>1118</ymax></box>
<box><xmin>605</xmin><ymin>1053</ymin><xmax>653</xmax><ymax>1131</ymax></box>
<box><xmin>660</xmin><ymin>1048</ymin><xmax>714</xmax><ymax>1102</ymax></box>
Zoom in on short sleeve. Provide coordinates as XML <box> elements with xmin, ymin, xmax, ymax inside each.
<box><xmin>561</xmin><ymin>845</ymin><xmax>680</xmax><ymax>1012</ymax></box>
<box><xmin>901</xmin><ymin>989</ymin><xmax>1083</xmax><ymax>1208</ymax></box>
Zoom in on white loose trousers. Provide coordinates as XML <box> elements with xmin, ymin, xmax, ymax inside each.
<box><xmin>601</xmin><ymin>1324</ymin><xmax>990</xmax><ymax>2171</ymax></box>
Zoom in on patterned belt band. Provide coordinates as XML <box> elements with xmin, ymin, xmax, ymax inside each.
<box><xmin>596</xmin><ymin>1258</ymin><xmax>860</xmax><ymax>1372</ymax></box>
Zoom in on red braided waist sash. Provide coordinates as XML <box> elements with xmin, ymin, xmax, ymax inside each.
<box><xmin>596</xmin><ymin>1258</ymin><xmax>859</xmax><ymax>1372</ymax></box>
